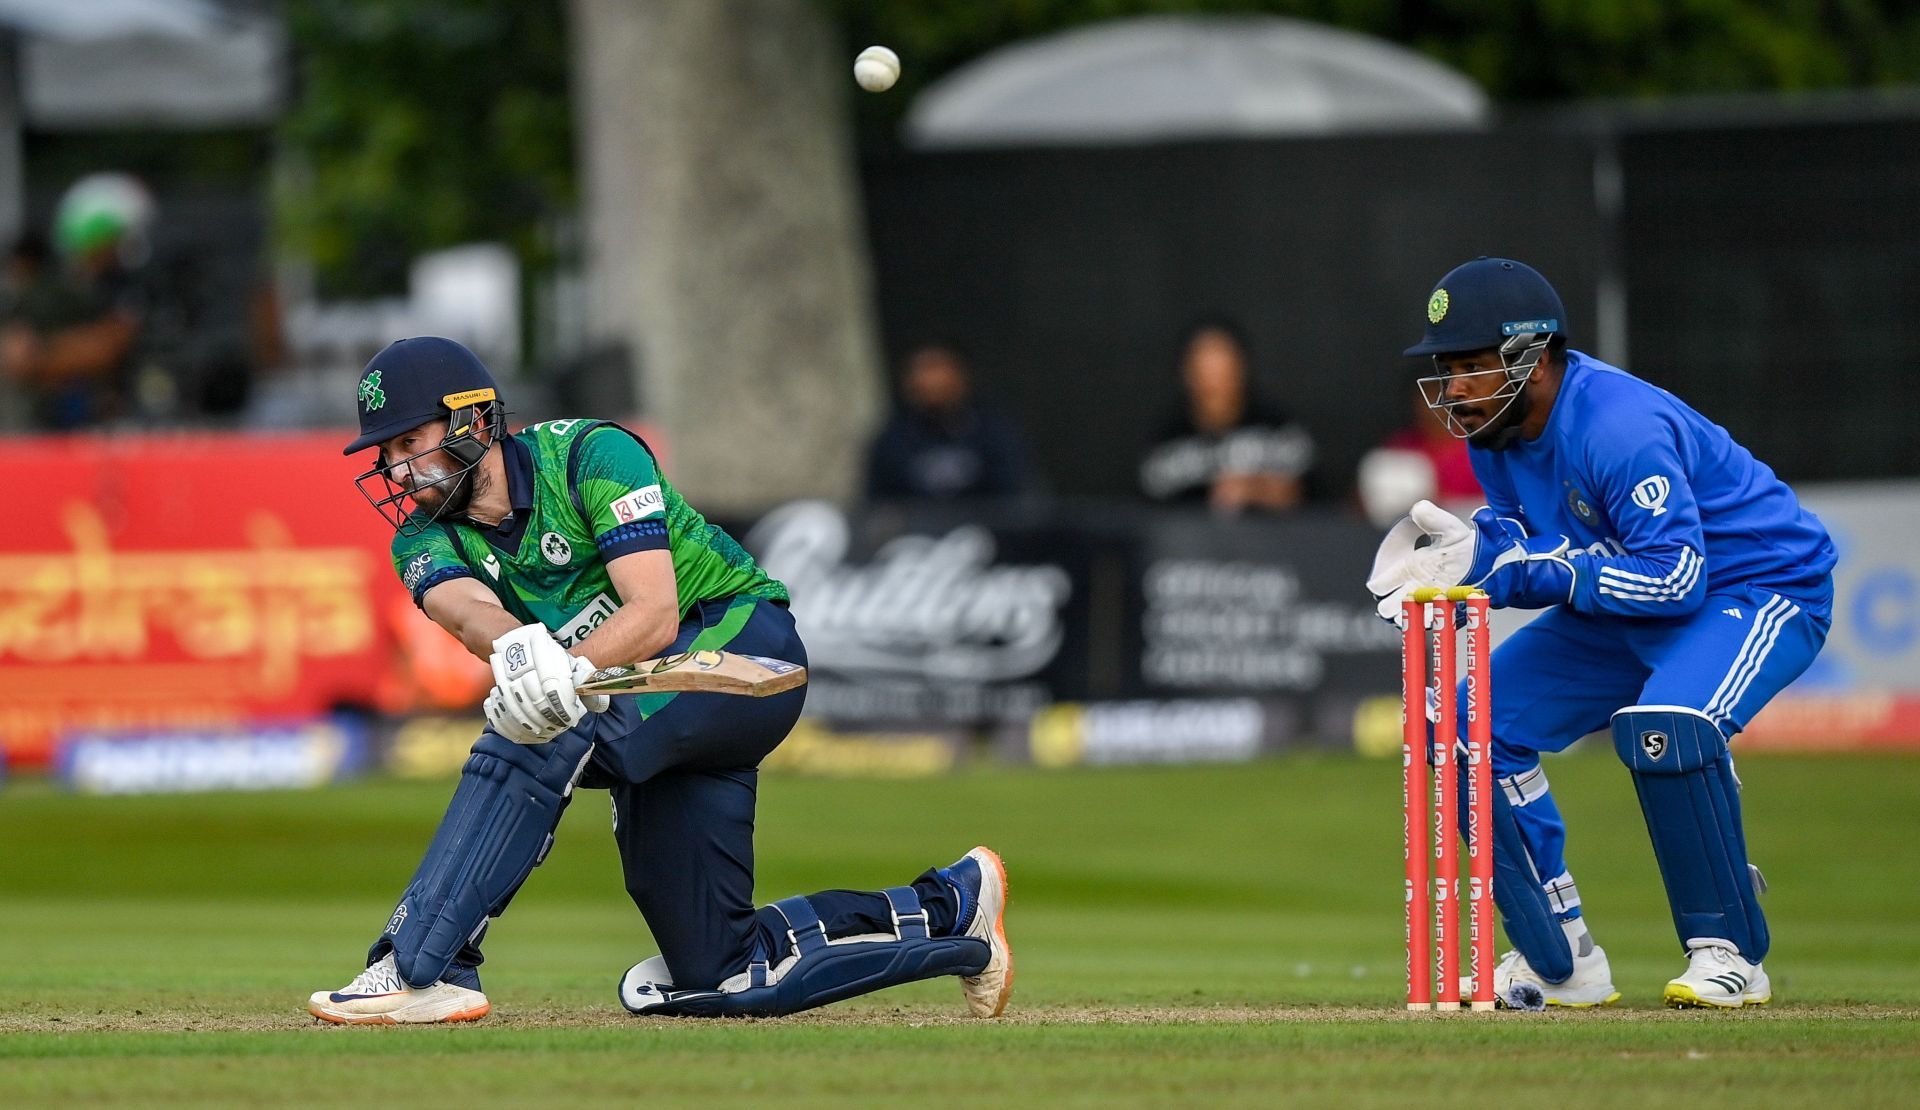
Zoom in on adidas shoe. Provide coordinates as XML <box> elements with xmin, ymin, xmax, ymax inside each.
<box><xmin>308</xmin><ymin>952</ymin><xmax>491</xmax><ymax>1025</ymax></box>
<box><xmin>939</xmin><ymin>846</ymin><xmax>1013</xmax><ymax>1017</ymax></box>
<box><xmin>1664</xmin><ymin>941</ymin><xmax>1770</xmax><ymax>1008</ymax></box>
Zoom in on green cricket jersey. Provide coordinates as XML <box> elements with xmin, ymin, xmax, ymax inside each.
<box><xmin>390</xmin><ymin>418</ymin><xmax>787</xmax><ymax>647</ymax></box>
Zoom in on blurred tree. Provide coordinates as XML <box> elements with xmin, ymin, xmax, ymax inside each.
<box><xmin>275</xmin><ymin>0</ymin><xmax>575</xmax><ymax>298</ymax></box>
<box><xmin>570</xmin><ymin>0</ymin><xmax>882</xmax><ymax>513</ymax></box>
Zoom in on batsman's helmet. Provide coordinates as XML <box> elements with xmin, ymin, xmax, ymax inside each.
<box><xmin>1403</xmin><ymin>257</ymin><xmax>1565</xmax><ymax>357</ymax></box>
<box><xmin>345</xmin><ymin>337</ymin><xmax>506</xmax><ymax>534</ymax></box>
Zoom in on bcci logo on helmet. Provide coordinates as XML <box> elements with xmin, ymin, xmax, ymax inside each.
<box><xmin>1427</xmin><ymin>288</ymin><xmax>1450</xmax><ymax>324</ymax></box>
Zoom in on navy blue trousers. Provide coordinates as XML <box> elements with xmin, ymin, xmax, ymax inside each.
<box><xmin>429</xmin><ymin>596</ymin><xmax>960</xmax><ymax>991</ymax></box>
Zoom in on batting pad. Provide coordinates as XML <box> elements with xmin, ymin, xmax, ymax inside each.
<box><xmin>1462</xmin><ymin>765</ymin><xmax>1576</xmax><ymax>984</ymax></box>
<box><xmin>379</xmin><ymin>729</ymin><xmax>595</xmax><ymax>988</ymax></box>
<box><xmin>1611</xmin><ymin>705</ymin><xmax>1769</xmax><ymax>962</ymax></box>
<box><xmin>619</xmin><ymin>886</ymin><xmax>988</xmax><ymax>1017</ymax></box>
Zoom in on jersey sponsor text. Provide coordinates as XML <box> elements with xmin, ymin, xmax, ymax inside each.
<box><xmin>609</xmin><ymin>484</ymin><xmax>665</xmax><ymax>524</ymax></box>
<box><xmin>555</xmin><ymin>592</ymin><xmax>618</xmax><ymax>647</ymax></box>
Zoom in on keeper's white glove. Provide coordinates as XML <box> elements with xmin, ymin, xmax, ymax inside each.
<box><xmin>1402</xmin><ymin>500</ymin><xmax>1477</xmax><ymax>588</ymax></box>
<box><xmin>1365</xmin><ymin>501</ymin><xmax>1477</xmax><ymax>624</ymax></box>
<box><xmin>483</xmin><ymin>624</ymin><xmax>607</xmax><ymax>745</ymax></box>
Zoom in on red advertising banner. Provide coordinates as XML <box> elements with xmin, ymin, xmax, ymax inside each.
<box><xmin>0</xmin><ymin>432</ymin><xmax>483</xmax><ymax>768</ymax></box>
<box><xmin>1739</xmin><ymin>694</ymin><xmax>1920</xmax><ymax>753</ymax></box>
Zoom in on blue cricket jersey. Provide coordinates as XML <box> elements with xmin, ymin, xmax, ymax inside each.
<box><xmin>1470</xmin><ymin>351</ymin><xmax>1836</xmax><ymax>619</ymax></box>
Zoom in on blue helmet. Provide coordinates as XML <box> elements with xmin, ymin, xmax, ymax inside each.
<box><xmin>346</xmin><ymin>337</ymin><xmax>506</xmax><ymax>534</ymax></box>
<box><xmin>344</xmin><ymin>336</ymin><xmax>500</xmax><ymax>455</ymax></box>
<box><xmin>1403</xmin><ymin>257</ymin><xmax>1565</xmax><ymax>357</ymax></box>
<box><xmin>1407</xmin><ymin>259</ymin><xmax>1566</xmax><ymax>445</ymax></box>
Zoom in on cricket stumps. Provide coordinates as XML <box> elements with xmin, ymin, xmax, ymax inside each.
<box><xmin>1402</xmin><ymin>588</ymin><xmax>1496</xmax><ymax>1012</ymax></box>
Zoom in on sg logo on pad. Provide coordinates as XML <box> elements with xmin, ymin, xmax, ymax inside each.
<box><xmin>1641</xmin><ymin>730</ymin><xmax>1668</xmax><ymax>761</ymax></box>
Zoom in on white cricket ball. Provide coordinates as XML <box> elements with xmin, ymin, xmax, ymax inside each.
<box><xmin>854</xmin><ymin>45</ymin><xmax>900</xmax><ymax>93</ymax></box>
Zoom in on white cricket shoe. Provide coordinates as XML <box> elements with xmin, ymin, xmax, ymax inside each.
<box><xmin>308</xmin><ymin>952</ymin><xmax>491</xmax><ymax>1025</ymax></box>
<box><xmin>942</xmin><ymin>846</ymin><xmax>1013</xmax><ymax>1017</ymax></box>
<box><xmin>1665</xmin><ymin>941</ymin><xmax>1770</xmax><ymax>1008</ymax></box>
<box><xmin>1493</xmin><ymin>943</ymin><xmax>1621</xmax><ymax>1009</ymax></box>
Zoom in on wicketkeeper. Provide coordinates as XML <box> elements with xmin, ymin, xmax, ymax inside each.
<box><xmin>1369</xmin><ymin>258</ymin><xmax>1835</xmax><ymax>1008</ymax></box>
<box><xmin>311</xmin><ymin>337</ymin><xmax>1011</xmax><ymax>1023</ymax></box>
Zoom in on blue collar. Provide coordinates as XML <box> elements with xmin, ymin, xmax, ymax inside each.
<box><xmin>475</xmin><ymin>434</ymin><xmax>535</xmax><ymax>550</ymax></box>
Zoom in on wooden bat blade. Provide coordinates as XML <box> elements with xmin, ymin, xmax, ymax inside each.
<box><xmin>576</xmin><ymin>650</ymin><xmax>807</xmax><ymax>697</ymax></box>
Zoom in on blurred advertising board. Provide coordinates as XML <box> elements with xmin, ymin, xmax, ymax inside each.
<box><xmin>57</xmin><ymin>716</ymin><xmax>370</xmax><ymax>795</ymax></box>
<box><xmin>740</xmin><ymin>491</ymin><xmax>1919</xmax><ymax>762</ymax></box>
<box><xmin>0</xmin><ymin>433</ymin><xmax>482</xmax><ymax>769</ymax></box>
<box><xmin>11</xmin><ymin>448</ymin><xmax>1901</xmax><ymax>777</ymax></box>
<box><xmin>745</xmin><ymin>500</ymin><xmax>1392</xmax><ymax>759</ymax></box>
<box><xmin>1022</xmin><ymin>699</ymin><xmax>1271</xmax><ymax>768</ymax></box>
<box><xmin>1741</xmin><ymin>483</ymin><xmax>1920</xmax><ymax>752</ymax></box>
<box><xmin>379</xmin><ymin>713</ymin><xmax>965</xmax><ymax>781</ymax></box>
<box><xmin>745</xmin><ymin>500</ymin><xmax>1096</xmax><ymax>729</ymax></box>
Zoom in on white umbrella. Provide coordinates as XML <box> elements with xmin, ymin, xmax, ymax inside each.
<box><xmin>0</xmin><ymin>0</ymin><xmax>229</xmax><ymax>41</ymax></box>
<box><xmin>907</xmin><ymin>14</ymin><xmax>1488</xmax><ymax>149</ymax></box>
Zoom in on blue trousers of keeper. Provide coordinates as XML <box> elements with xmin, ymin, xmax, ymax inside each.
<box><xmin>1453</xmin><ymin>579</ymin><xmax>1831</xmax><ymax>981</ymax></box>
<box><xmin>368</xmin><ymin>595</ymin><xmax>987</xmax><ymax>1011</ymax></box>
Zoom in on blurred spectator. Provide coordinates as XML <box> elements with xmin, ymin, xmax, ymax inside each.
<box><xmin>0</xmin><ymin>233</ymin><xmax>56</xmax><ymax>430</ymax></box>
<box><xmin>865</xmin><ymin>342</ymin><xmax>1035</xmax><ymax>503</ymax></box>
<box><xmin>1356</xmin><ymin>382</ymin><xmax>1484</xmax><ymax>527</ymax></box>
<box><xmin>1</xmin><ymin>231</ymin><xmax>53</xmax><ymax>311</ymax></box>
<box><xmin>1139</xmin><ymin>317</ymin><xmax>1315</xmax><ymax>513</ymax></box>
<box><xmin>0</xmin><ymin>174</ymin><xmax>152</xmax><ymax>430</ymax></box>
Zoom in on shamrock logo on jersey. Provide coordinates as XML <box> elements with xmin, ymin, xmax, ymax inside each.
<box><xmin>358</xmin><ymin>370</ymin><xmax>386</xmax><ymax>411</ymax></box>
<box><xmin>541</xmin><ymin>531</ymin><xmax>573</xmax><ymax>565</ymax></box>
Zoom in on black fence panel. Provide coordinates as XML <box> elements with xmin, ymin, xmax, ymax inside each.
<box><xmin>1617</xmin><ymin>118</ymin><xmax>1920</xmax><ymax>483</ymax></box>
<box><xmin>863</xmin><ymin>111</ymin><xmax>1920</xmax><ymax>499</ymax></box>
<box><xmin>862</xmin><ymin>132</ymin><xmax>1602</xmax><ymax>501</ymax></box>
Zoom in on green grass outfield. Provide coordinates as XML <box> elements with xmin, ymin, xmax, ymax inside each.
<box><xmin>3</xmin><ymin>751</ymin><xmax>1918</xmax><ymax>1106</ymax></box>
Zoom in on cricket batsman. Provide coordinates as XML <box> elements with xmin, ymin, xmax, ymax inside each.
<box><xmin>310</xmin><ymin>337</ymin><xmax>1012</xmax><ymax>1023</ymax></box>
<box><xmin>1367</xmin><ymin>258</ymin><xmax>1835</xmax><ymax>1008</ymax></box>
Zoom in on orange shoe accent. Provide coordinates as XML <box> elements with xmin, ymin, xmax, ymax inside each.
<box><xmin>974</xmin><ymin>845</ymin><xmax>1014</xmax><ymax>1017</ymax></box>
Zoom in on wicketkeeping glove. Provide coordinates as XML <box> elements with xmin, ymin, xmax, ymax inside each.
<box><xmin>1366</xmin><ymin>513</ymin><xmax>1427</xmax><ymax>626</ymax></box>
<box><xmin>1368</xmin><ymin>501</ymin><xmax>1576</xmax><ymax>618</ymax></box>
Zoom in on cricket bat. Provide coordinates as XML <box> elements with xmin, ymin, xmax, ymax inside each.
<box><xmin>575</xmin><ymin>650</ymin><xmax>806</xmax><ymax>697</ymax></box>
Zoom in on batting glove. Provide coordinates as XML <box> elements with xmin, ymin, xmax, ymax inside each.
<box><xmin>488</xmin><ymin>624</ymin><xmax>589</xmax><ymax>744</ymax></box>
<box><xmin>570</xmin><ymin>656</ymin><xmax>611</xmax><ymax>714</ymax></box>
<box><xmin>484</xmin><ymin>684</ymin><xmax>551</xmax><ymax>745</ymax></box>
